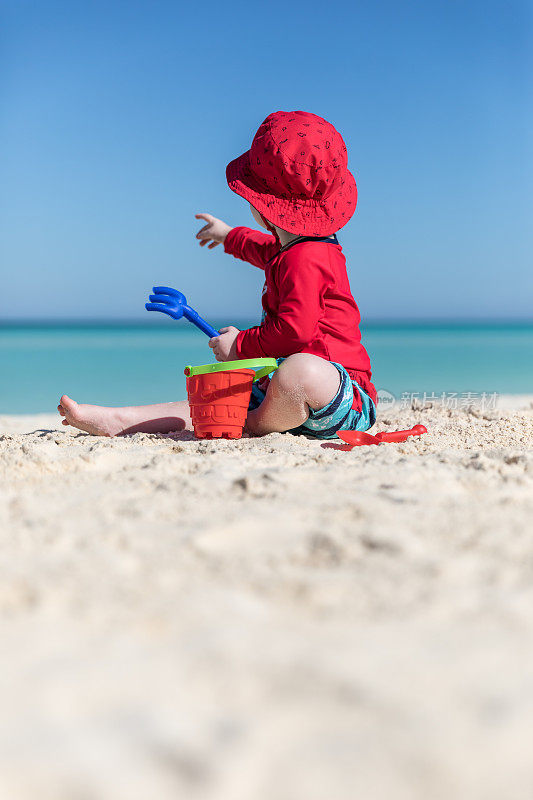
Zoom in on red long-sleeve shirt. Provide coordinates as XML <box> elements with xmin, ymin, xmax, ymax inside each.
<box><xmin>224</xmin><ymin>226</ymin><xmax>377</xmax><ymax>407</ymax></box>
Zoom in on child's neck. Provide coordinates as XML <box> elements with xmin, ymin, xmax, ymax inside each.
<box><xmin>274</xmin><ymin>226</ymin><xmax>300</xmax><ymax>247</ymax></box>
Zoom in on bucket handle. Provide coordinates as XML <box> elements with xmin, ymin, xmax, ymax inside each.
<box><xmin>184</xmin><ymin>358</ymin><xmax>278</xmax><ymax>383</ymax></box>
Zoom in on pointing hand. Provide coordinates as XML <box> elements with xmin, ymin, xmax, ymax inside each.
<box><xmin>195</xmin><ymin>213</ymin><xmax>233</xmax><ymax>249</ymax></box>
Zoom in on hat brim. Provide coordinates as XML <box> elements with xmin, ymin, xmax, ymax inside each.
<box><xmin>226</xmin><ymin>150</ymin><xmax>357</xmax><ymax>237</ymax></box>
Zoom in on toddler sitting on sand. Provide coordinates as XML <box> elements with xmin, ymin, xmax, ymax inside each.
<box><xmin>59</xmin><ymin>111</ymin><xmax>377</xmax><ymax>439</ymax></box>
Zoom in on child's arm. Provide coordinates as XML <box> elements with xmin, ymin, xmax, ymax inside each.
<box><xmin>235</xmin><ymin>247</ymin><xmax>332</xmax><ymax>358</ymax></box>
<box><xmin>208</xmin><ymin>246</ymin><xmax>331</xmax><ymax>364</ymax></box>
<box><xmin>223</xmin><ymin>226</ymin><xmax>279</xmax><ymax>269</ymax></box>
<box><xmin>195</xmin><ymin>213</ymin><xmax>278</xmax><ymax>269</ymax></box>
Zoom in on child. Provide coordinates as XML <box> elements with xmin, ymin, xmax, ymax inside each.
<box><xmin>58</xmin><ymin>110</ymin><xmax>377</xmax><ymax>438</ymax></box>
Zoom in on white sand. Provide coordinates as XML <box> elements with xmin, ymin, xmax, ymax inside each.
<box><xmin>1</xmin><ymin>398</ymin><xmax>533</xmax><ymax>800</ymax></box>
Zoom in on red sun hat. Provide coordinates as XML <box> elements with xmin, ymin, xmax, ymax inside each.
<box><xmin>226</xmin><ymin>110</ymin><xmax>357</xmax><ymax>237</ymax></box>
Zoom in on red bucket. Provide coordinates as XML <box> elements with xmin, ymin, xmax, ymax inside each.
<box><xmin>185</xmin><ymin>368</ymin><xmax>255</xmax><ymax>439</ymax></box>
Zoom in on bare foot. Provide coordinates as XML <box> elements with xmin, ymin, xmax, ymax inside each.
<box><xmin>58</xmin><ymin>396</ymin><xmax>191</xmax><ymax>436</ymax></box>
<box><xmin>58</xmin><ymin>395</ymin><xmax>129</xmax><ymax>437</ymax></box>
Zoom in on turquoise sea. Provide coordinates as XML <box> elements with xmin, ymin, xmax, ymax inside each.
<box><xmin>1</xmin><ymin>321</ymin><xmax>532</xmax><ymax>414</ymax></box>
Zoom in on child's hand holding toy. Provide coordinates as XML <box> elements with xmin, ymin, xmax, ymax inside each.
<box><xmin>209</xmin><ymin>326</ymin><xmax>240</xmax><ymax>362</ymax></box>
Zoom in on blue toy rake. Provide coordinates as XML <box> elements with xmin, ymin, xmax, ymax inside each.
<box><xmin>145</xmin><ymin>286</ymin><xmax>219</xmax><ymax>338</ymax></box>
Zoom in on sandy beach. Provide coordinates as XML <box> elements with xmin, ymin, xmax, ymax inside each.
<box><xmin>1</xmin><ymin>398</ymin><xmax>533</xmax><ymax>800</ymax></box>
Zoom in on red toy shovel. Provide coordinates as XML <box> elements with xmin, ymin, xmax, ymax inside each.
<box><xmin>336</xmin><ymin>430</ymin><xmax>381</xmax><ymax>446</ymax></box>
<box><xmin>337</xmin><ymin>424</ymin><xmax>427</xmax><ymax>447</ymax></box>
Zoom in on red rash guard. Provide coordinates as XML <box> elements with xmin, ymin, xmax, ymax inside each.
<box><xmin>224</xmin><ymin>226</ymin><xmax>377</xmax><ymax>409</ymax></box>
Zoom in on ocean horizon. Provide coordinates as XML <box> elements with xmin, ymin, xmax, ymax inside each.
<box><xmin>1</xmin><ymin>320</ymin><xmax>532</xmax><ymax>415</ymax></box>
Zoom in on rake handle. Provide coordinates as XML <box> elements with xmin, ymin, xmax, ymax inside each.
<box><xmin>183</xmin><ymin>307</ymin><xmax>219</xmax><ymax>338</ymax></box>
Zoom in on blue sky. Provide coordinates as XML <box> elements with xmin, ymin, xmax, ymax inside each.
<box><xmin>1</xmin><ymin>0</ymin><xmax>531</xmax><ymax>321</ymax></box>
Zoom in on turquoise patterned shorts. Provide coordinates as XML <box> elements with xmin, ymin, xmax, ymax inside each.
<box><xmin>248</xmin><ymin>359</ymin><xmax>377</xmax><ymax>440</ymax></box>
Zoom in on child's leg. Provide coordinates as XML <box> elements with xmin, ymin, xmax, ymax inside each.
<box><xmin>58</xmin><ymin>395</ymin><xmax>192</xmax><ymax>437</ymax></box>
<box><xmin>245</xmin><ymin>353</ymin><xmax>341</xmax><ymax>436</ymax></box>
<box><xmin>58</xmin><ymin>353</ymin><xmax>340</xmax><ymax>438</ymax></box>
